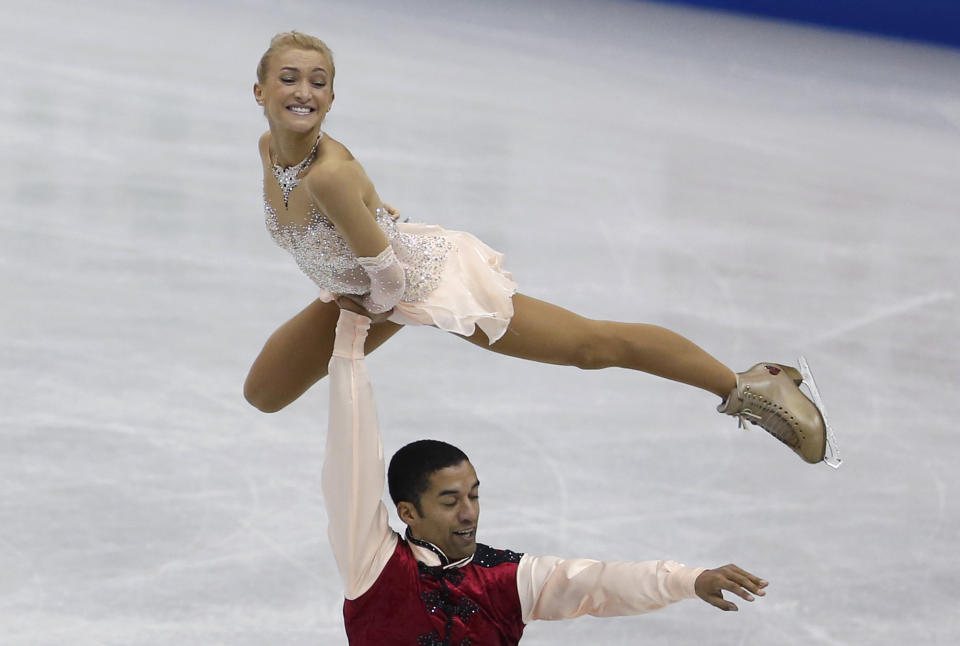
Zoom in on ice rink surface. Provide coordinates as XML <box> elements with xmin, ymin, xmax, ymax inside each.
<box><xmin>2</xmin><ymin>0</ymin><xmax>959</xmax><ymax>644</ymax></box>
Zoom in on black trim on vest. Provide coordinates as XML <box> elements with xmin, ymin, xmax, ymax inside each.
<box><xmin>471</xmin><ymin>543</ymin><xmax>523</xmax><ymax>568</ymax></box>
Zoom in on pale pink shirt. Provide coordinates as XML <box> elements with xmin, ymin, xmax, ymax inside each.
<box><xmin>321</xmin><ymin>309</ymin><xmax>705</xmax><ymax>623</ymax></box>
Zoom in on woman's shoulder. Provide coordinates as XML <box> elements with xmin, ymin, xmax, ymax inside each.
<box><xmin>305</xmin><ymin>159</ymin><xmax>374</xmax><ymax>216</ymax></box>
<box><xmin>305</xmin><ymin>135</ymin><xmax>380</xmax><ymax>215</ymax></box>
<box><xmin>318</xmin><ymin>134</ymin><xmax>359</xmax><ymax>164</ymax></box>
<box><xmin>308</xmin><ymin>156</ymin><xmax>365</xmax><ymax>190</ymax></box>
<box><xmin>309</xmin><ymin>140</ymin><xmax>369</xmax><ymax>190</ymax></box>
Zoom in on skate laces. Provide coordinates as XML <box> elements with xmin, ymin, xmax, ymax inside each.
<box><xmin>737</xmin><ymin>394</ymin><xmax>802</xmax><ymax>448</ymax></box>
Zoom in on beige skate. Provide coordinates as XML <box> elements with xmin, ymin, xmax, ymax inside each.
<box><xmin>718</xmin><ymin>362</ymin><xmax>828</xmax><ymax>464</ymax></box>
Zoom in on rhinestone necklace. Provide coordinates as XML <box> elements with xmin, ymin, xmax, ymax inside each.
<box><xmin>272</xmin><ymin>132</ymin><xmax>323</xmax><ymax>207</ymax></box>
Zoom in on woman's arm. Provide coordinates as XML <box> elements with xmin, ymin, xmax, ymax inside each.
<box><xmin>306</xmin><ymin>162</ymin><xmax>391</xmax><ymax>257</ymax></box>
<box><xmin>307</xmin><ymin>163</ymin><xmax>406</xmax><ymax>312</ymax></box>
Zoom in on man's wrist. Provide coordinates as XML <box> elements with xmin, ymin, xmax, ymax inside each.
<box><xmin>332</xmin><ymin>309</ymin><xmax>371</xmax><ymax>359</ymax></box>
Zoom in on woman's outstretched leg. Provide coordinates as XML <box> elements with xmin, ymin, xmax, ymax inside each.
<box><xmin>462</xmin><ymin>293</ymin><xmax>736</xmax><ymax>398</ymax></box>
<box><xmin>244</xmin><ymin>298</ymin><xmax>403</xmax><ymax>412</ymax></box>
<box><xmin>460</xmin><ymin>293</ymin><xmax>828</xmax><ymax>463</ymax></box>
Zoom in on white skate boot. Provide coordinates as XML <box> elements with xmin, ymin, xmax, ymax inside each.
<box><xmin>719</xmin><ymin>357</ymin><xmax>841</xmax><ymax>467</ymax></box>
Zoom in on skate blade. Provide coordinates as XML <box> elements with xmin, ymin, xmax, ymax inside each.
<box><xmin>797</xmin><ymin>355</ymin><xmax>842</xmax><ymax>469</ymax></box>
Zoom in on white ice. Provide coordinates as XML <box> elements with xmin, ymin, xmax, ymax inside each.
<box><xmin>1</xmin><ymin>0</ymin><xmax>959</xmax><ymax>644</ymax></box>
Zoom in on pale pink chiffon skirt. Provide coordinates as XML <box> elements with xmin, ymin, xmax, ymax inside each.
<box><xmin>318</xmin><ymin>222</ymin><xmax>517</xmax><ymax>344</ymax></box>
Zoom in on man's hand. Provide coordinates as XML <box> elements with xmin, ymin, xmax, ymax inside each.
<box><xmin>335</xmin><ymin>295</ymin><xmax>394</xmax><ymax>324</ymax></box>
<box><xmin>694</xmin><ymin>564</ymin><xmax>767</xmax><ymax>612</ymax></box>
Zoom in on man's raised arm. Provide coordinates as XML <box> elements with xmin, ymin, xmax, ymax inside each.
<box><xmin>321</xmin><ymin>308</ymin><xmax>398</xmax><ymax>599</ymax></box>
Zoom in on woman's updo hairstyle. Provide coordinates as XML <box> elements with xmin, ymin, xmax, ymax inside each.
<box><xmin>257</xmin><ymin>31</ymin><xmax>335</xmax><ymax>87</ymax></box>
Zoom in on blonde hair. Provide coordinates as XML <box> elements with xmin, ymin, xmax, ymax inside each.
<box><xmin>257</xmin><ymin>31</ymin><xmax>335</xmax><ymax>86</ymax></box>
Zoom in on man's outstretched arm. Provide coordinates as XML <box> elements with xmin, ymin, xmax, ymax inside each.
<box><xmin>517</xmin><ymin>555</ymin><xmax>767</xmax><ymax>621</ymax></box>
<box><xmin>321</xmin><ymin>308</ymin><xmax>398</xmax><ymax>600</ymax></box>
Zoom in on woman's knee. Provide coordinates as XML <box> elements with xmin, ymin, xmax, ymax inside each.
<box><xmin>243</xmin><ymin>375</ymin><xmax>286</xmax><ymax>413</ymax></box>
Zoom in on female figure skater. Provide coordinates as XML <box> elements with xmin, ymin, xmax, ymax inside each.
<box><xmin>245</xmin><ymin>32</ymin><xmax>837</xmax><ymax>465</ymax></box>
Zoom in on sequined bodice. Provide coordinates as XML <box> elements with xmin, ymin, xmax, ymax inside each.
<box><xmin>265</xmin><ymin>200</ymin><xmax>453</xmax><ymax>302</ymax></box>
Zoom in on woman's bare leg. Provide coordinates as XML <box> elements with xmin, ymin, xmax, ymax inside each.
<box><xmin>244</xmin><ymin>298</ymin><xmax>403</xmax><ymax>412</ymax></box>
<box><xmin>461</xmin><ymin>293</ymin><xmax>736</xmax><ymax>398</ymax></box>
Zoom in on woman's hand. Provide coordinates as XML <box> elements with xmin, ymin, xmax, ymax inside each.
<box><xmin>382</xmin><ymin>203</ymin><xmax>401</xmax><ymax>221</ymax></box>
<box><xmin>335</xmin><ymin>295</ymin><xmax>394</xmax><ymax>324</ymax></box>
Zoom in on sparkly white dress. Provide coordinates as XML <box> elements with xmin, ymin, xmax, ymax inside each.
<box><xmin>265</xmin><ymin>202</ymin><xmax>517</xmax><ymax>343</ymax></box>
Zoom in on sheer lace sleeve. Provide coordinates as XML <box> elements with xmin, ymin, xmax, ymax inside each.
<box><xmin>357</xmin><ymin>246</ymin><xmax>406</xmax><ymax>313</ymax></box>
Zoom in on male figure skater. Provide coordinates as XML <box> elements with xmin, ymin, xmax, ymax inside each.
<box><xmin>324</xmin><ymin>305</ymin><xmax>767</xmax><ymax>644</ymax></box>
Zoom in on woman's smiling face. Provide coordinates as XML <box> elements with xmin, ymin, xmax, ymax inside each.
<box><xmin>254</xmin><ymin>47</ymin><xmax>334</xmax><ymax>135</ymax></box>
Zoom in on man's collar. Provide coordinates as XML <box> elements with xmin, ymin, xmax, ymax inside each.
<box><xmin>405</xmin><ymin>528</ymin><xmax>474</xmax><ymax>569</ymax></box>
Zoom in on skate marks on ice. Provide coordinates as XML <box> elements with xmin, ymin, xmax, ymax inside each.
<box><xmin>803</xmin><ymin>290</ymin><xmax>955</xmax><ymax>347</ymax></box>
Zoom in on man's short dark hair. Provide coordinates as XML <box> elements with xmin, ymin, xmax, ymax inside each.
<box><xmin>388</xmin><ymin>440</ymin><xmax>469</xmax><ymax>512</ymax></box>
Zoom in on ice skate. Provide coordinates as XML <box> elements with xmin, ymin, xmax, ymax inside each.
<box><xmin>718</xmin><ymin>359</ymin><xmax>839</xmax><ymax>466</ymax></box>
<box><xmin>797</xmin><ymin>356</ymin><xmax>842</xmax><ymax>468</ymax></box>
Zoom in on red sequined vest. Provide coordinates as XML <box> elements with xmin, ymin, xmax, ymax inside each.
<box><xmin>343</xmin><ymin>539</ymin><xmax>525</xmax><ymax>645</ymax></box>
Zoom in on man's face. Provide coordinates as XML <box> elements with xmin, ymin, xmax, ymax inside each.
<box><xmin>401</xmin><ymin>460</ymin><xmax>479</xmax><ymax>561</ymax></box>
